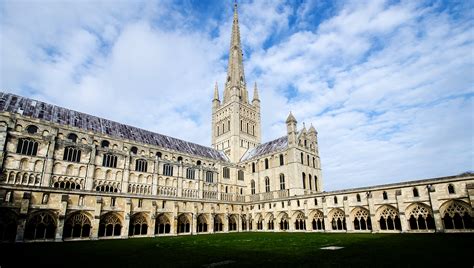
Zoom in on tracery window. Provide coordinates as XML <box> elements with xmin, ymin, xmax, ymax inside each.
<box><xmin>135</xmin><ymin>159</ymin><xmax>147</xmax><ymax>172</ymax></box>
<box><xmin>63</xmin><ymin>146</ymin><xmax>81</xmax><ymax>162</ymax></box>
<box><xmin>353</xmin><ymin>208</ymin><xmax>372</xmax><ymax>230</ymax></box>
<box><xmin>155</xmin><ymin>214</ymin><xmax>171</xmax><ymax>234</ymax></box>
<box><xmin>16</xmin><ymin>138</ymin><xmax>38</xmax><ymax>156</ymax></box>
<box><xmin>98</xmin><ymin>213</ymin><xmax>122</xmax><ymax>237</ymax></box>
<box><xmin>279</xmin><ymin>214</ymin><xmax>289</xmax><ymax>230</ymax></box>
<box><xmin>214</xmin><ymin>215</ymin><xmax>223</xmax><ymax>232</ymax></box>
<box><xmin>129</xmin><ymin>213</ymin><xmax>148</xmax><ymax>236</ymax></box>
<box><xmin>407</xmin><ymin>203</ymin><xmax>436</xmax><ymax>230</ymax></box>
<box><xmin>63</xmin><ymin>212</ymin><xmax>91</xmax><ymax>239</ymax></box>
<box><xmin>442</xmin><ymin>200</ymin><xmax>473</xmax><ymax>230</ymax></box>
<box><xmin>294</xmin><ymin>212</ymin><xmax>306</xmax><ymax>230</ymax></box>
<box><xmin>228</xmin><ymin>216</ymin><xmax>237</xmax><ymax>231</ymax></box>
<box><xmin>378</xmin><ymin>206</ymin><xmax>402</xmax><ymax>230</ymax></box>
<box><xmin>24</xmin><ymin>211</ymin><xmax>56</xmax><ymax>240</ymax></box>
<box><xmin>312</xmin><ymin>210</ymin><xmax>325</xmax><ymax>230</ymax></box>
<box><xmin>330</xmin><ymin>209</ymin><xmax>346</xmax><ymax>230</ymax></box>
<box><xmin>197</xmin><ymin>214</ymin><xmax>208</xmax><ymax>233</ymax></box>
<box><xmin>267</xmin><ymin>216</ymin><xmax>275</xmax><ymax>230</ymax></box>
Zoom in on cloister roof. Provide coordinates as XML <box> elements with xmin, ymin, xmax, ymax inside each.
<box><xmin>0</xmin><ymin>92</ymin><xmax>228</xmax><ymax>161</ymax></box>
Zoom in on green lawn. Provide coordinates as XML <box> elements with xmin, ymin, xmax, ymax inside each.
<box><xmin>1</xmin><ymin>232</ymin><xmax>473</xmax><ymax>267</ymax></box>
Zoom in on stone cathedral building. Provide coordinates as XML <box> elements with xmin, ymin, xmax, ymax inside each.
<box><xmin>0</xmin><ymin>4</ymin><xmax>473</xmax><ymax>243</ymax></box>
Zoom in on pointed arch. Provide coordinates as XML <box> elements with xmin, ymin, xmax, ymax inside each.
<box><xmin>440</xmin><ymin>200</ymin><xmax>473</xmax><ymax>230</ymax></box>
<box><xmin>63</xmin><ymin>211</ymin><xmax>92</xmax><ymax>239</ymax></box>
<box><xmin>129</xmin><ymin>213</ymin><xmax>148</xmax><ymax>236</ymax></box>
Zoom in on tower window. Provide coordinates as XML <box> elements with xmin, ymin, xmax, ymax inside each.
<box><xmin>264</xmin><ymin>158</ymin><xmax>269</xmax><ymax>169</ymax></box>
<box><xmin>102</xmin><ymin>153</ymin><xmax>117</xmax><ymax>168</ymax></box>
<box><xmin>413</xmin><ymin>187</ymin><xmax>419</xmax><ymax>197</ymax></box>
<box><xmin>16</xmin><ymin>138</ymin><xmax>38</xmax><ymax>156</ymax></box>
<box><xmin>63</xmin><ymin>146</ymin><xmax>81</xmax><ymax>163</ymax></box>
<box><xmin>26</xmin><ymin>125</ymin><xmax>38</xmax><ymax>134</ymax></box>
<box><xmin>163</xmin><ymin>164</ymin><xmax>173</xmax><ymax>176</ymax></box>
<box><xmin>279</xmin><ymin>174</ymin><xmax>285</xmax><ymax>190</ymax></box>
<box><xmin>252</xmin><ymin>163</ymin><xmax>256</xmax><ymax>173</ymax></box>
<box><xmin>279</xmin><ymin>154</ymin><xmax>284</xmax><ymax>166</ymax></box>
<box><xmin>265</xmin><ymin>177</ymin><xmax>270</xmax><ymax>192</ymax></box>
<box><xmin>206</xmin><ymin>171</ymin><xmax>214</xmax><ymax>183</ymax></box>
<box><xmin>382</xmin><ymin>191</ymin><xmax>388</xmax><ymax>200</ymax></box>
<box><xmin>251</xmin><ymin>180</ymin><xmax>255</xmax><ymax>195</ymax></box>
<box><xmin>186</xmin><ymin>169</ymin><xmax>195</xmax><ymax>180</ymax></box>
<box><xmin>135</xmin><ymin>159</ymin><xmax>148</xmax><ymax>172</ymax></box>
<box><xmin>448</xmin><ymin>184</ymin><xmax>455</xmax><ymax>194</ymax></box>
<box><xmin>238</xmin><ymin>170</ymin><xmax>244</xmax><ymax>181</ymax></box>
<box><xmin>223</xmin><ymin>167</ymin><xmax>230</xmax><ymax>179</ymax></box>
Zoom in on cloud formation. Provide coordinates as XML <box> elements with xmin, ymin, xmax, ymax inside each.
<box><xmin>1</xmin><ymin>0</ymin><xmax>472</xmax><ymax>190</ymax></box>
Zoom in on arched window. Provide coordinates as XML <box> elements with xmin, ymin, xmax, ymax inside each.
<box><xmin>26</xmin><ymin>125</ymin><xmax>38</xmax><ymax>134</ymax></box>
<box><xmin>279</xmin><ymin>154</ymin><xmax>284</xmax><ymax>165</ymax></box>
<box><xmin>308</xmin><ymin>174</ymin><xmax>312</xmax><ymax>190</ymax></box>
<box><xmin>314</xmin><ymin>175</ymin><xmax>318</xmax><ymax>191</ymax></box>
<box><xmin>334</xmin><ymin>196</ymin><xmax>338</xmax><ymax>204</ymax></box>
<box><xmin>448</xmin><ymin>184</ymin><xmax>455</xmax><ymax>194</ymax></box>
<box><xmin>251</xmin><ymin>180</ymin><xmax>256</xmax><ymax>195</ymax></box>
<box><xmin>24</xmin><ymin>211</ymin><xmax>57</xmax><ymax>240</ymax></box>
<box><xmin>155</xmin><ymin>214</ymin><xmax>171</xmax><ymax>234</ymax></box>
<box><xmin>177</xmin><ymin>156</ymin><xmax>183</xmax><ymax>162</ymax></box>
<box><xmin>264</xmin><ymin>159</ymin><xmax>269</xmax><ymax>169</ymax></box>
<box><xmin>67</xmin><ymin>133</ymin><xmax>78</xmax><ymax>143</ymax></box>
<box><xmin>238</xmin><ymin>170</ymin><xmax>244</xmax><ymax>181</ymax></box>
<box><xmin>356</xmin><ymin>194</ymin><xmax>361</xmax><ymax>202</ymax></box>
<box><xmin>128</xmin><ymin>213</ymin><xmax>148</xmax><ymax>236</ymax></box>
<box><xmin>98</xmin><ymin>213</ymin><xmax>122</xmax><ymax>237</ymax></box>
<box><xmin>307</xmin><ymin>155</ymin><xmax>310</xmax><ymax>166</ymax></box>
<box><xmin>312</xmin><ymin>157</ymin><xmax>315</xmax><ymax>168</ymax></box>
<box><xmin>228</xmin><ymin>215</ymin><xmax>237</xmax><ymax>231</ymax></box>
<box><xmin>407</xmin><ymin>203</ymin><xmax>436</xmax><ymax>230</ymax></box>
<box><xmin>130</xmin><ymin>146</ymin><xmax>138</xmax><ymax>155</ymax></box>
<box><xmin>214</xmin><ymin>215</ymin><xmax>223</xmax><ymax>232</ymax></box>
<box><xmin>441</xmin><ymin>200</ymin><xmax>473</xmax><ymax>230</ymax></box>
<box><xmin>206</xmin><ymin>171</ymin><xmax>214</xmax><ymax>183</ymax></box>
<box><xmin>102</xmin><ymin>153</ymin><xmax>117</xmax><ymax>168</ymax></box>
<box><xmin>196</xmin><ymin>160</ymin><xmax>201</xmax><ymax>166</ymax></box>
<box><xmin>382</xmin><ymin>191</ymin><xmax>388</xmax><ymax>200</ymax></box>
<box><xmin>252</xmin><ymin>162</ymin><xmax>256</xmax><ymax>173</ymax></box>
<box><xmin>300</xmin><ymin>152</ymin><xmax>304</xmax><ymax>164</ymax></box>
<box><xmin>101</xmin><ymin>140</ymin><xmax>110</xmax><ymax>148</ymax></box>
<box><xmin>330</xmin><ymin>209</ymin><xmax>346</xmax><ymax>230</ymax></box>
<box><xmin>265</xmin><ymin>177</ymin><xmax>270</xmax><ymax>192</ymax></box>
<box><xmin>156</xmin><ymin>152</ymin><xmax>162</xmax><ymax>159</ymax></box>
<box><xmin>312</xmin><ymin>210</ymin><xmax>325</xmax><ymax>231</ymax></box>
<box><xmin>16</xmin><ymin>138</ymin><xmax>38</xmax><ymax>156</ymax></box>
<box><xmin>378</xmin><ymin>206</ymin><xmax>402</xmax><ymax>231</ymax></box>
<box><xmin>279</xmin><ymin>174</ymin><xmax>285</xmax><ymax>190</ymax></box>
<box><xmin>302</xmin><ymin>172</ymin><xmax>306</xmax><ymax>189</ymax></box>
<box><xmin>413</xmin><ymin>187</ymin><xmax>419</xmax><ymax>197</ymax></box>
<box><xmin>197</xmin><ymin>214</ymin><xmax>208</xmax><ymax>233</ymax></box>
<box><xmin>135</xmin><ymin>159</ymin><xmax>148</xmax><ymax>172</ymax></box>
<box><xmin>294</xmin><ymin>213</ymin><xmax>306</xmax><ymax>230</ymax></box>
<box><xmin>63</xmin><ymin>212</ymin><xmax>91</xmax><ymax>239</ymax></box>
<box><xmin>163</xmin><ymin>164</ymin><xmax>173</xmax><ymax>176</ymax></box>
<box><xmin>353</xmin><ymin>208</ymin><xmax>372</xmax><ymax>230</ymax></box>
<box><xmin>223</xmin><ymin>167</ymin><xmax>230</xmax><ymax>179</ymax></box>
<box><xmin>186</xmin><ymin>168</ymin><xmax>195</xmax><ymax>180</ymax></box>
<box><xmin>63</xmin><ymin>146</ymin><xmax>81</xmax><ymax>162</ymax></box>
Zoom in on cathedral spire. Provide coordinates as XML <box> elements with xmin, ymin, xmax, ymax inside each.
<box><xmin>213</xmin><ymin>82</ymin><xmax>220</xmax><ymax>101</ymax></box>
<box><xmin>224</xmin><ymin>1</ymin><xmax>247</xmax><ymax>103</ymax></box>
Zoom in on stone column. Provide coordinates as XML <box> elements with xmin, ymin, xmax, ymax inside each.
<box><xmin>41</xmin><ymin>136</ymin><xmax>56</xmax><ymax>187</ymax></box>
<box><xmin>427</xmin><ymin>185</ymin><xmax>443</xmax><ymax>232</ymax></box>
<box><xmin>122</xmin><ymin>154</ymin><xmax>130</xmax><ymax>193</ymax></box>
<box><xmin>367</xmin><ymin>192</ymin><xmax>379</xmax><ymax>233</ymax></box>
<box><xmin>122</xmin><ymin>198</ymin><xmax>131</xmax><ymax>239</ymax></box>
<box><xmin>15</xmin><ymin>192</ymin><xmax>31</xmax><ymax>242</ymax></box>
<box><xmin>343</xmin><ymin>196</ymin><xmax>352</xmax><ymax>232</ymax></box>
<box><xmin>55</xmin><ymin>194</ymin><xmax>69</xmax><ymax>241</ymax></box>
<box><xmin>91</xmin><ymin>197</ymin><xmax>103</xmax><ymax>240</ymax></box>
<box><xmin>396</xmin><ymin>192</ymin><xmax>409</xmax><ymax>232</ymax></box>
<box><xmin>191</xmin><ymin>213</ymin><xmax>197</xmax><ymax>235</ymax></box>
<box><xmin>210</xmin><ymin>213</ymin><xmax>215</xmax><ymax>233</ymax></box>
<box><xmin>322</xmin><ymin>197</ymin><xmax>330</xmax><ymax>231</ymax></box>
<box><xmin>152</xmin><ymin>159</ymin><xmax>159</xmax><ymax>195</ymax></box>
<box><xmin>85</xmin><ymin>146</ymin><xmax>97</xmax><ymax>191</ymax></box>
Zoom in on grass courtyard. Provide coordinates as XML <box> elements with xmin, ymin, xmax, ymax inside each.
<box><xmin>1</xmin><ymin>232</ymin><xmax>473</xmax><ymax>267</ymax></box>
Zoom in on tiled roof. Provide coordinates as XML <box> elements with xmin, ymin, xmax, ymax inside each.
<box><xmin>0</xmin><ymin>92</ymin><xmax>228</xmax><ymax>161</ymax></box>
<box><xmin>241</xmin><ymin>135</ymin><xmax>288</xmax><ymax>161</ymax></box>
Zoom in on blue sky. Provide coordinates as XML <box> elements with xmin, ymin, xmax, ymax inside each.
<box><xmin>1</xmin><ymin>0</ymin><xmax>473</xmax><ymax>190</ymax></box>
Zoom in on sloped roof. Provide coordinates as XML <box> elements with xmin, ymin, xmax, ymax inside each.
<box><xmin>241</xmin><ymin>135</ymin><xmax>288</xmax><ymax>162</ymax></box>
<box><xmin>0</xmin><ymin>92</ymin><xmax>228</xmax><ymax>161</ymax></box>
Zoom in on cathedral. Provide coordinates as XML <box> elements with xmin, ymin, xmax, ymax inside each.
<box><xmin>0</xmin><ymin>3</ymin><xmax>472</xmax><ymax>243</ymax></box>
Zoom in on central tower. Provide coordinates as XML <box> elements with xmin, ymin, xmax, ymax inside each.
<box><xmin>212</xmin><ymin>2</ymin><xmax>261</xmax><ymax>163</ymax></box>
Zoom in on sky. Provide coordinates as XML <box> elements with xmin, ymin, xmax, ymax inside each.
<box><xmin>1</xmin><ymin>0</ymin><xmax>473</xmax><ymax>190</ymax></box>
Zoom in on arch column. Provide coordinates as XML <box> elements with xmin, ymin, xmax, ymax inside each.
<box><xmin>85</xmin><ymin>146</ymin><xmax>96</xmax><ymax>191</ymax></box>
<box><xmin>343</xmin><ymin>197</ymin><xmax>352</xmax><ymax>232</ymax></box>
<box><xmin>191</xmin><ymin>213</ymin><xmax>197</xmax><ymax>235</ymax></box>
<box><xmin>395</xmin><ymin>193</ymin><xmax>409</xmax><ymax>232</ymax></box>
<box><xmin>367</xmin><ymin>192</ymin><xmax>379</xmax><ymax>233</ymax></box>
<box><xmin>322</xmin><ymin>197</ymin><xmax>331</xmax><ymax>231</ymax></box>
<box><xmin>122</xmin><ymin>198</ymin><xmax>131</xmax><ymax>238</ymax></box>
<box><xmin>427</xmin><ymin>186</ymin><xmax>444</xmax><ymax>232</ymax></box>
<box><xmin>55</xmin><ymin>194</ymin><xmax>68</xmax><ymax>241</ymax></box>
<box><xmin>41</xmin><ymin>136</ymin><xmax>56</xmax><ymax>187</ymax></box>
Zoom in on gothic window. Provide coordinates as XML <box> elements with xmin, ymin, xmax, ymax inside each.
<box><xmin>67</xmin><ymin>133</ymin><xmax>78</xmax><ymax>143</ymax></box>
<box><xmin>279</xmin><ymin>174</ymin><xmax>285</xmax><ymax>190</ymax></box>
<box><xmin>334</xmin><ymin>196</ymin><xmax>338</xmax><ymax>204</ymax></box>
<box><xmin>163</xmin><ymin>164</ymin><xmax>173</xmax><ymax>176</ymax></box>
<box><xmin>300</xmin><ymin>152</ymin><xmax>304</xmax><ymax>164</ymax></box>
<box><xmin>265</xmin><ymin>177</ymin><xmax>270</xmax><ymax>192</ymax></box>
<box><xmin>53</xmin><ymin>180</ymin><xmax>80</xmax><ymax>190</ymax></box>
<box><xmin>240</xmin><ymin>120</ymin><xmax>242</xmax><ymax>131</ymax></box>
<box><xmin>267</xmin><ymin>216</ymin><xmax>275</xmax><ymax>230</ymax></box>
<box><xmin>98</xmin><ymin>213</ymin><xmax>122</xmax><ymax>237</ymax></box>
<box><xmin>101</xmin><ymin>140</ymin><xmax>110</xmax><ymax>148</ymax></box>
<box><xmin>383</xmin><ymin>191</ymin><xmax>388</xmax><ymax>200</ymax></box>
<box><xmin>214</xmin><ymin>215</ymin><xmax>223</xmax><ymax>232</ymax></box>
<box><xmin>24</xmin><ymin>211</ymin><xmax>57</xmax><ymax>240</ymax></box>
<box><xmin>206</xmin><ymin>171</ymin><xmax>214</xmax><ymax>183</ymax></box>
<box><xmin>441</xmin><ymin>200</ymin><xmax>473</xmax><ymax>230</ymax></box>
<box><xmin>252</xmin><ymin>125</ymin><xmax>255</xmax><ymax>135</ymax></box>
<box><xmin>223</xmin><ymin>167</ymin><xmax>230</xmax><ymax>179</ymax></box>
<box><xmin>197</xmin><ymin>214</ymin><xmax>208</xmax><ymax>233</ymax></box>
<box><xmin>302</xmin><ymin>172</ymin><xmax>306</xmax><ymax>189</ymax></box>
<box><xmin>356</xmin><ymin>194</ymin><xmax>361</xmax><ymax>202</ymax></box>
<box><xmin>378</xmin><ymin>206</ymin><xmax>402</xmax><ymax>231</ymax></box>
<box><xmin>314</xmin><ymin>176</ymin><xmax>318</xmax><ymax>191</ymax></box>
<box><xmin>279</xmin><ymin>213</ymin><xmax>289</xmax><ymax>230</ymax></box>
<box><xmin>16</xmin><ymin>138</ymin><xmax>38</xmax><ymax>156</ymax></box>
<box><xmin>309</xmin><ymin>174</ymin><xmax>312</xmax><ymax>190</ymax></box>
<box><xmin>129</xmin><ymin>213</ymin><xmax>148</xmax><ymax>236</ymax></box>
<box><xmin>26</xmin><ymin>125</ymin><xmax>38</xmax><ymax>134</ymax></box>
<box><xmin>252</xmin><ymin>162</ymin><xmax>256</xmax><ymax>173</ymax></box>
<box><xmin>312</xmin><ymin>157</ymin><xmax>315</xmax><ymax>168</ymax></box>
<box><xmin>312</xmin><ymin>210</ymin><xmax>325</xmax><ymax>231</ymax></box>
<box><xmin>178</xmin><ymin>214</ymin><xmax>190</xmax><ymax>233</ymax></box>
<box><xmin>155</xmin><ymin>214</ymin><xmax>171</xmax><ymax>234</ymax></box>
<box><xmin>294</xmin><ymin>212</ymin><xmax>306</xmax><ymax>230</ymax></box>
<box><xmin>246</xmin><ymin>123</ymin><xmax>249</xmax><ymax>133</ymax></box>
<box><xmin>63</xmin><ymin>146</ymin><xmax>81</xmax><ymax>162</ymax></box>
<box><xmin>135</xmin><ymin>159</ymin><xmax>147</xmax><ymax>172</ymax></box>
<box><xmin>353</xmin><ymin>208</ymin><xmax>372</xmax><ymax>230</ymax></box>
<box><xmin>297</xmin><ymin>200</ymin><xmax>300</xmax><ymax>207</ymax></box>
<box><xmin>186</xmin><ymin>168</ymin><xmax>195</xmax><ymax>180</ymax></box>
<box><xmin>413</xmin><ymin>187</ymin><xmax>419</xmax><ymax>197</ymax></box>
<box><xmin>448</xmin><ymin>184</ymin><xmax>455</xmax><ymax>194</ymax></box>
<box><xmin>227</xmin><ymin>120</ymin><xmax>230</xmax><ymax>131</ymax></box>
<box><xmin>251</xmin><ymin>180</ymin><xmax>256</xmax><ymax>195</ymax></box>
<box><xmin>330</xmin><ymin>209</ymin><xmax>346</xmax><ymax>230</ymax></box>
<box><xmin>95</xmin><ymin>184</ymin><xmax>119</xmax><ymax>193</ymax></box>
<box><xmin>228</xmin><ymin>216</ymin><xmax>237</xmax><ymax>231</ymax></box>
<box><xmin>102</xmin><ymin>153</ymin><xmax>117</xmax><ymax>168</ymax></box>
<box><xmin>407</xmin><ymin>203</ymin><xmax>436</xmax><ymax>230</ymax></box>
<box><xmin>63</xmin><ymin>212</ymin><xmax>91</xmax><ymax>239</ymax></box>
<box><xmin>265</xmin><ymin>158</ymin><xmax>269</xmax><ymax>169</ymax></box>
<box><xmin>279</xmin><ymin>154</ymin><xmax>284</xmax><ymax>165</ymax></box>
<box><xmin>307</xmin><ymin>155</ymin><xmax>310</xmax><ymax>166</ymax></box>
<box><xmin>238</xmin><ymin>170</ymin><xmax>244</xmax><ymax>181</ymax></box>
